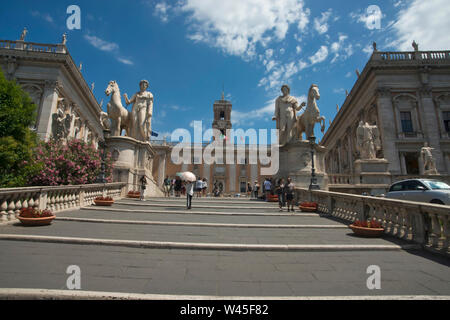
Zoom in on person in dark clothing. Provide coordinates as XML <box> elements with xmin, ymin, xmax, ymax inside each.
<box><xmin>139</xmin><ymin>175</ymin><xmax>147</xmax><ymax>201</ymax></box>
<box><xmin>277</xmin><ymin>178</ymin><xmax>286</xmax><ymax>211</ymax></box>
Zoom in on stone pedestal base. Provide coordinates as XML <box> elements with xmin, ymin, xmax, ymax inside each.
<box><xmin>354</xmin><ymin>159</ymin><xmax>391</xmax><ymax>195</ymax></box>
<box><xmin>277</xmin><ymin>141</ymin><xmax>328</xmax><ymax>190</ymax></box>
<box><xmin>106</xmin><ymin>136</ymin><xmax>164</xmax><ymax>197</ymax></box>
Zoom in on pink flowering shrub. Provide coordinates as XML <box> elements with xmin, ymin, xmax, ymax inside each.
<box><xmin>28</xmin><ymin>139</ymin><xmax>113</xmax><ymax>186</ymax></box>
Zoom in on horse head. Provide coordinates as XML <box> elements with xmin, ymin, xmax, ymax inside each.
<box><xmin>308</xmin><ymin>84</ymin><xmax>320</xmax><ymax>101</ymax></box>
<box><xmin>105</xmin><ymin>81</ymin><xmax>118</xmax><ymax>96</ymax></box>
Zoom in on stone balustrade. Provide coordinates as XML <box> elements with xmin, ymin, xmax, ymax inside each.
<box><xmin>374</xmin><ymin>50</ymin><xmax>450</xmax><ymax>63</ymax></box>
<box><xmin>296</xmin><ymin>188</ymin><xmax>450</xmax><ymax>255</ymax></box>
<box><xmin>329</xmin><ymin>174</ymin><xmax>354</xmax><ymax>185</ymax></box>
<box><xmin>0</xmin><ymin>40</ymin><xmax>65</xmax><ymax>54</ymax></box>
<box><xmin>0</xmin><ymin>183</ymin><xmax>126</xmax><ymax>222</ymax></box>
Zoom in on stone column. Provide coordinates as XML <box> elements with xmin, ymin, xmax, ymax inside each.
<box><xmin>376</xmin><ymin>88</ymin><xmax>401</xmax><ymax>173</ymax></box>
<box><xmin>36</xmin><ymin>80</ymin><xmax>59</xmax><ymax>141</ymax></box>
<box><xmin>400</xmin><ymin>153</ymin><xmax>407</xmax><ymax>175</ymax></box>
<box><xmin>419</xmin><ymin>87</ymin><xmax>445</xmax><ymax>172</ymax></box>
<box><xmin>228</xmin><ymin>164</ymin><xmax>236</xmax><ymax>194</ymax></box>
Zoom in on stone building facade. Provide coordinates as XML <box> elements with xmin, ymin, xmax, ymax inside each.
<box><xmin>0</xmin><ymin>37</ymin><xmax>103</xmax><ymax>147</ymax></box>
<box><xmin>322</xmin><ymin>44</ymin><xmax>450</xmax><ymax>192</ymax></box>
<box><xmin>152</xmin><ymin>95</ymin><xmax>273</xmax><ymax>195</ymax></box>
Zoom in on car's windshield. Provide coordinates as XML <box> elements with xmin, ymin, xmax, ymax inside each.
<box><xmin>423</xmin><ymin>180</ymin><xmax>450</xmax><ymax>190</ymax></box>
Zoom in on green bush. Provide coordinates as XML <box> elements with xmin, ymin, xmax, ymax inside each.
<box><xmin>0</xmin><ymin>69</ymin><xmax>39</xmax><ymax>187</ymax></box>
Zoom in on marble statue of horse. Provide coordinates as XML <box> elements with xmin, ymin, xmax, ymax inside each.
<box><xmin>105</xmin><ymin>81</ymin><xmax>130</xmax><ymax>136</ymax></box>
<box><xmin>296</xmin><ymin>84</ymin><xmax>326</xmax><ymax>141</ymax></box>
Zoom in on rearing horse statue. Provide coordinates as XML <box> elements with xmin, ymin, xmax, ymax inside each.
<box><xmin>296</xmin><ymin>84</ymin><xmax>326</xmax><ymax>141</ymax></box>
<box><xmin>105</xmin><ymin>81</ymin><xmax>130</xmax><ymax>136</ymax></box>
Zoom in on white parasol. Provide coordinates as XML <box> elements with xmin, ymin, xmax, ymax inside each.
<box><xmin>176</xmin><ymin>171</ymin><xmax>196</xmax><ymax>182</ymax></box>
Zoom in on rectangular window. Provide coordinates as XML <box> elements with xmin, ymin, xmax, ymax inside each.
<box><xmin>443</xmin><ymin>111</ymin><xmax>450</xmax><ymax>133</ymax></box>
<box><xmin>400</xmin><ymin>112</ymin><xmax>414</xmax><ymax>133</ymax></box>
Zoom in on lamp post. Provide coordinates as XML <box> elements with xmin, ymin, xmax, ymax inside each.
<box><xmin>97</xmin><ymin>129</ymin><xmax>111</xmax><ymax>184</ymax></box>
<box><xmin>309</xmin><ymin>136</ymin><xmax>320</xmax><ymax>191</ymax></box>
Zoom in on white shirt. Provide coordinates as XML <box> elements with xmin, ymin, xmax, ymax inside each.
<box><xmin>186</xmin><ymin>183</ymin><xmax>194</xmax><ymax>196</ymax></box>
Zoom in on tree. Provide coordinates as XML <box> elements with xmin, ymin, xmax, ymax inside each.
<box><xmin>0</xmin><ymin>69</ymin><xmax>40</xmax><ymax>187</ymax></box>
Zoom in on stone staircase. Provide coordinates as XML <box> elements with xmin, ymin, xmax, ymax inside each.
<box><xmin>0</xmin><ymin>196</ymin><xmax>449</xmax><ymax>297</ymax></box>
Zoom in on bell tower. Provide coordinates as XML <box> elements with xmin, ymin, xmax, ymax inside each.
<box><xmin>212</xmin><ymin>91</ymin><xmax>232</xmax><ymax>137</ymax></box>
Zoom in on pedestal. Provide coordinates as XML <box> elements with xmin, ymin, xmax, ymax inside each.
<box><xmin>277</xmin><ymin>141</ymin><xmax>328</xmax><ymax>190</ymax></box>
<box><xmin>106</xmin><ymin>136</ymin><xmax>164</xmax><ymax>197</ymax></box>
<box><xmin>354</xmin><ymin>159</ymin><xmax>391</xmax><ymax>195</ymax></box>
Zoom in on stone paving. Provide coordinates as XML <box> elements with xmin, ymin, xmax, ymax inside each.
<box><xmin>0</xmin><ymin>197</ymin><xmax>449</xmax><ymax>297</ymax></box>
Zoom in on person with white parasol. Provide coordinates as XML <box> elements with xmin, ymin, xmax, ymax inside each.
<box><xmin>177</xmin><ymin>172</ymin><xmax>196</xmax><ymax>209</ymax></box>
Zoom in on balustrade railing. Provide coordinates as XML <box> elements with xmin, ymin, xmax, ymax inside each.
<box><xmin>0</xmin><ymin>183</ymin><xmax>126</xmax><ymax>222</ymax></box>
<box><xmin>296</xmin><ymin>188</ymin><xmax>450</xmax><ymax>254</ymax></box>
<box><xmin>0</xmin><ymin>40</ymin><xmax>66</xmax><ymax>54</ymax></box>
<box><xmin>374</xmin><ymin>50</ymin><xmax>450</xmax><ymax>63</ymax></box>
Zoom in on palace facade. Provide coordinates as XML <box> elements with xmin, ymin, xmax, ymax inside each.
<box><xmin>322</xmin><ymin>43</ymin><xmax>450</xmax><ymax>192</ymax></box>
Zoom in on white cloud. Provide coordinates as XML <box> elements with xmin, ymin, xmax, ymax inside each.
<box><xmin>84</xmin><ymin>35</ymin><xmax>119</xmax><ymax>52</ymax></box>
<box><xmin>296</xmin><ymin>45</ymin><xmax>302</xmax><ymax>54</ymax></box>
<box><xmin>391</xmin><ymin>0</ymin><xmax>450</xmax><ymax>51</ymax></box>
<box><xmin>31</xmin><ymin>11</ymin><xmax>54</xmax><ymax>24</ymax></box>
<box><xmin>154</xmin><ymin>1</ymin><xmax>172</xmax><ymax>23</ymax></box>
<box><xmin>309</xmin><ymin>46</ymin><xmax>328</xmax><ymax>65</ymax></box>
<box><xmin>313</xmin><ymin>9</ymin><xmax>332</xmax><ymax>35</ymax></box>
<box><xmin>330</xmin><ymin>34</ymin><xmax>353</xmax><ymax>63</ymax></box>
<box><xmin>170</xmin><ymin>0</ymin><xmax>310</xmax><ymax>60</ymax></box>
<box><xmin>117</xmin><ymin>58</ymin><xmax>134</xmax><ymax>65</ymax></box>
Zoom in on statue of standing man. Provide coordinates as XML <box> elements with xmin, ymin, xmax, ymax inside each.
<box><xmin>356</xmin><ymin>121</ymin><xmax>381</xmax><ymax>160</ymax></box>
<box><xmin>273</xmin><ymin>84</ymin><xmax>304</xmax><ymax>146</ymax></box>
<box><xmin>124</xmin><ymin>80</ymin><xmax>153</xmax><ymax>141</ymax></box>
<box><xmin>421</xmin><ymin>142</ymin><xmax>438</xmax><ymax>175</ymax></box>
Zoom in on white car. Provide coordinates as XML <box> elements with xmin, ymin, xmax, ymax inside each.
<box><xmin>385</xmin><ymin>179</ymin><xmax>450</xmax><ymax>205</ymax></box>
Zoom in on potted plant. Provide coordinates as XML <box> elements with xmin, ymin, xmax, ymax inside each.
<box><xmin>94</xmin><ymin>196</ymin><xmax>114</xmax><ymax>206</ymax></box>
<box><xmin>267</xmin><ymin>194</ymin><xmax>279</xmax><ymax>202</ymax></box>
<box><xmin>17</xmin><ymin>207</ymin><xmax>55</xmax><ymax>226</ymax></box>
<box><xmin>127</xmin><ymin>191</ymin><xmax>141</xmax><ymax>199</ymax></box>
<box><xmin>349</xmin><ymin>219</ymin><xmax>384</xmax><ymax>237</ymax></box>
<box><xmin>299</xmin><ymin>201</ymin><xmax>318</xmax><ymax>212</ymax></box>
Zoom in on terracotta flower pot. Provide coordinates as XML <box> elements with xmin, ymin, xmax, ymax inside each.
<box><xmin>349</xmin><ymin>224</ymin><xmax>384</xmax><ymax>238</ymax></box>
<box><xmin>299</xmin><ymin>202</ymin><xmax>318</xmax><ymax>212</ymax></box>
<box><xmin>94</xmin><ymin>199</ymin><xmax>114</xmax><ymax>206</ymax></box>
<box><xmin>267</xmin><ymin>194</ymin><xmax>279</xmax><ymax>202</ymax></box>
<box><xmin>18</xmin><ymin>215</ymin><xmax>56</xmax><ymax>226</ymax></box>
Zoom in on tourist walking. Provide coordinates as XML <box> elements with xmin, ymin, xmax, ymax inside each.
<box><xmin>195</xmin><ymin>178</ymin><xmax>203</xmax><ymax>198</ymax></box>
<box><xmin>254</xmin><ymin>180</ymin><xmax>260</xmax><ymax>199</ymax></box>
<box><xmin>174</xmin><ymin>176</ymin><xmax>182</xmax><ymax>197</ymax></box>
<box><xmin>277</xmin><ymin>178</ymin><xmax>286</xmax><ymax>211</ymax></box>
<box><xmin>286</xmin><ymin>178</ymin><xmax>295</xmax><ymax>212</ymax></box>
<box><xmin>247</xmin><ymin>182</ymin><xmax>252</xmax><ymax>198</ymax></box>
<box><xmin>263</xmin><ymin>178</ymin><xmax>272</xmax><ymax>201</ymax></box>
<box><xmin>163</xmin><ymin>176</ymin><xmax>171</xmax><ymax>198</ymax></box>
<box><xmin>139</xmin><ymin>175</ymin><xmax>147</xmax><ymax>201</ymax></box>
<box><xmin>185</xmin><ymin>179</ymin><xmax>194</xmax><ymax>210</ymax></box>
<box><xmin>202</xmin><ymin>178</ymin><xmax>208</xmax><ymax>197</ymax></box>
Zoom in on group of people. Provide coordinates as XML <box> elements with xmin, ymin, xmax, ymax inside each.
<box><xmin>163</xmin><ymin>176</ymin><xmax>208</xmax><ymax>199</ymax></box>
<box><xmin>248</xmin><ymin>177</ymin><xmax>296</xmax><ymax>212</ymax></box>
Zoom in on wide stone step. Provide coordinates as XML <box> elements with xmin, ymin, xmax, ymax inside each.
<box><xmin>84</xmin><ymin>205</ymin><xmax>313</xmax><ymax>215</ymax></box>
<box><xmin>57</xmin><ymin>209</ymin><xmax>339</xmax><ymax>226</ymax></box>
<box><xmin>0</xmin><ymin>219</ymin><xmax>414</xmax><ymax>248</ymax></box>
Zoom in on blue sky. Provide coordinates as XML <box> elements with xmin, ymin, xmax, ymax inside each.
<box><xmin>1</xmin><ymin>0</ymin><xmax>449</xmax><ymax>143</ymax></box>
